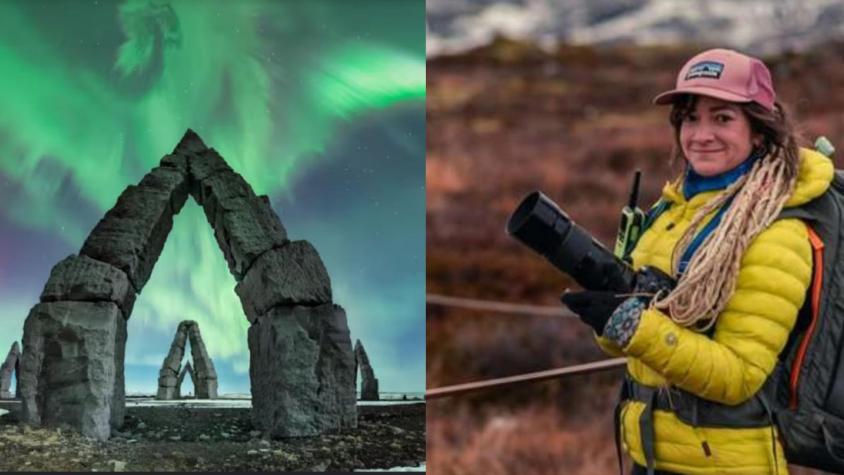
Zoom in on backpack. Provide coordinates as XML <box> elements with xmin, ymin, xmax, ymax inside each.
<box><xmin>773</xmin><ymin>161</ymin><xmax>844</xmax><ymax>473</ymax></box>
<box><xmin>619</xmin><ymin>139</ymin><xmax>844</xmax><ymax>474</ymax></box>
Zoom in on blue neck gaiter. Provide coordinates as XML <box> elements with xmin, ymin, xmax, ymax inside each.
<box><xmin>683</xmin><ymin>149</ymin><xmax>763</xmax><ymax>200</ymax></box>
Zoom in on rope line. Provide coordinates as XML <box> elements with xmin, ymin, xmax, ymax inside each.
<box><xmin>425</xmin><ymin>357</ymin><xmax>627</xmax><ymax>400</ymax></box>
<box><xmin>426</xmin><ymin>293</ymin><xmax>616</xmax><ymax>399</ymax></box>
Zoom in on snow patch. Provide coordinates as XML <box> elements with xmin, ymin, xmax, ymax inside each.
<box><xmin>358</xmin><ymin>462</ymin><xmax>425</xmax><ymax>472</ymax></box>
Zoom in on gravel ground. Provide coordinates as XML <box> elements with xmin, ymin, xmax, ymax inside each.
<box><xmin>0</xmin><ymin>401</ymin><xmax>424</xmax><ymax>472</ymax></box>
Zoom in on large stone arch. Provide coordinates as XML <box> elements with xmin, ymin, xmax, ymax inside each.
<box><xmin>18</xmin><ymin>130</ymin><xmax>357</xmax><ymax>440</ymax></box>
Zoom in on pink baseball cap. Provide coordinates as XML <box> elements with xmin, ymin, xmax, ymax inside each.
<box><xmin>653</xmin><ymin>48</ymin><xmax>775</xmax><ymax>111</ymax></box>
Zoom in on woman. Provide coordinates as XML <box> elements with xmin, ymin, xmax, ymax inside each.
<box><xmin>561</xmin><ymin>48</ymin><xmax>834</xmax><ymax>474</ymax></box>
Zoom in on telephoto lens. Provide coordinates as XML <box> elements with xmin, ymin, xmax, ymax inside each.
<box><xmin>507</xmin><ymin>191</ymin><xmax>636</xmax><ymax>292</ymax></box>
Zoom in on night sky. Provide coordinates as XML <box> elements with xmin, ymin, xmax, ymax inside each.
<box><xmin>0</xmin><ymin>0</ymin><xmax>425</xmax><ymax>395</ymax></box>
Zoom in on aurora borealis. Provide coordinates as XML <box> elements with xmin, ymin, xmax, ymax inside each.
<box><xmin>0</xmin><ymin>0</ymin><xmax>424</xmax><ymax>394</ymax></box>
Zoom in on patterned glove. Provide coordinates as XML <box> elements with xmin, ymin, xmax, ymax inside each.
<box><xmin>603</xmin><ymin>297</ymin><xmax>647</xmax><ymax>347</ymax></box>
<box><xmin>599</xmin><ymin>266</ymin><xmax>675</xmax><ymax>347</ymax></box>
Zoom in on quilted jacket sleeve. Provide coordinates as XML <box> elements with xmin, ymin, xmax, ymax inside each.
<box><xmin>621</xmin><ymin>218</ymin><xmax>813</xmax><ymax>405</ymax></box>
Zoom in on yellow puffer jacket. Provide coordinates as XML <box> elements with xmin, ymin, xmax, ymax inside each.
<box><xmin>596</xmin><ymin>148</ymin><xmax>834</xmax><ymax>474</ymax></box>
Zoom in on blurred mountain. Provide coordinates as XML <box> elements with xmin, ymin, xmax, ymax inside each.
<box><xmin>427</xmin><ymin>0</ymin><xmax>844</xmax><ymax>57</ymax></box>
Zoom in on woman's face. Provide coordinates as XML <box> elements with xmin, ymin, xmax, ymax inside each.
<box><xmin>680</xmin><ymin>96</ymin><xmax>759</xmax><ymax>177</ymax></box>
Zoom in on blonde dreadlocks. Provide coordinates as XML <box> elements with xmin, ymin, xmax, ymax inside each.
<box><xmin>651</xmin><ymin>151</ymin><xmax>797</xmax><ymax>331</ymax></box>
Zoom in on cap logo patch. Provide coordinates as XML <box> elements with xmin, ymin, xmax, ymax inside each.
<box><xmin>685</xmin><ymin>61</ymin><xmax>724</xmax><ymax>80</ymax></box>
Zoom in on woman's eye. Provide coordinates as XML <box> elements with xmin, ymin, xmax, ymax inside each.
<box><xmin>716</xmin><ymin>115</ymin><xmax>733</xmax><ymax>123</ymax></box>
<box><xmin>684</xmin><ymin>114</ymin><xmax>698</xmax><ymax>122</ymax></box>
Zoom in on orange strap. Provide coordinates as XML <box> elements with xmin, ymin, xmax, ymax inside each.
<box><xmin>789</xmin><ymin>226</ymin><xmax>824</xmax><ymax>409</ymax></box>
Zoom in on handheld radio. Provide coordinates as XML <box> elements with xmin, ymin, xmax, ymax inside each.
<box><xmin>614</xmin><ymin>170</ymin><xmax>645</xmax><ymax>262</ymax></box>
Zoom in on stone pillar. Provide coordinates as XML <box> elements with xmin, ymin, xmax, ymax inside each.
<box><xmin>111</xmin><ymin>317</ymin><xmax>127</xmax><ymax>429</ymax></box>
<box><xmin>187</xmin><ymin>324</ymin><xmax>217</xmax><ymax>399</ymax></box>
<box><xmin>354</xmin><ymin>340</ymin><xmax>380</xmax><ymax>401</ymax></box>
<box><xmin>19</xmin><ymin>301</ymin><xmax>119</xmax><ymax>441</ymax></box>
<box><xmin>249</xmin><ymin>303</ymin><xmax>357</xmax><ymax>437</ymax></box>
<box><xmin>157</xmin><ymin>322</ymin><xmax>189</xmax><ymax>400</ymax></box>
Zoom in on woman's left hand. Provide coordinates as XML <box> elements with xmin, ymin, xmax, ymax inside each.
<box><xmin>560</xmin><ymin>290</ymin><xmax>627</xmax><ymax>335</ymax></box>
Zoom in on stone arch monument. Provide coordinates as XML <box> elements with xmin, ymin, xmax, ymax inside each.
<box><xmin>0</xmin><ymin>341</ymin><xmax>20</xmax><ymax>399</ymax></box>
<box><xmin>175</xmin><ymin>361</ymin><xmax>196</xmax><ymax>399</ymax></box>
<box><xmin>157</xmin><ymin>320</ymin><xmax>216</xmax><ymax>400</ymax></box>
<box><xmin>18</xmin><ymin>130</ymin><xmax>357</xmax><ymax>440</ymax></box>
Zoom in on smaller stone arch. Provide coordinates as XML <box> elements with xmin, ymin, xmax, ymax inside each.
<box><xmin>175</xmin><ymin>361</ymin><xmax>196</xmax><ymax>399</ymax></box>
<box><xmin>157</xmin><ymin>321</ymin><xmax>217</xmax><ymax>400</ymax></box>
<box><xmin>354</xmin><ymin>340</ymin><xmax>379</xmax><ymax>401</ymax></box>
<box><xmin>0</xmin><ymin>342</ymin><xmax>20</xmax><ymax>399</ymax></box>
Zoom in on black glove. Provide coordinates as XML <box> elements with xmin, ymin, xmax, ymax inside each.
<box><xmin>634</xmin><ymin>266</ymin><xmax>676</xmax><ymax>298</ymax></box>
<box><xmin>560</xmin><ymin>290</ymin><xmax>627</xmax><ymax>336</ymax></box>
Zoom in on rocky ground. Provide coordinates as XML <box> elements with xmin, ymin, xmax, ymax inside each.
<box><xmin>0</xmin><ymin>401</ymin><xmax>425</xmax><ymax>472</ymax></box>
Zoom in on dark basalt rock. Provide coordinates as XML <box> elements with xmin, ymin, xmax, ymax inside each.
<box><xmin>80</xmin><ymin>186</ymin><xmax>175</xmax><ymax>291</ymax></box>
<box><xmin>235</xmin><ymin>241</ymin><xmax>332</xmax><ymax>323</ymax></box>
<box><xmin>172</xmin><ymin>128</ymin><xmax>208</xmax><ymax>156</ymax></box>
<box><xmin>249</xmin><ymin>304</ymin><xmax>357</xmax><ymax>437</ymax></box>
<box><xmin>0</xmin><ymin>341</ymin><xmax>19</xmax><ymax>399</ymax></box>
<box><xmin>40</xmin><ymin>254</ymin><xmax>136</xmax><ymax>318</ymax></box>
<box><xmin>189</xmin><ymin>148</ymin><xmax>233</xmax><ymax>182</ymax></box>
<box><xmin>202</xmin><ymin>194</ymin><xmax>287</xmax><ymax>280</ymax></box>
<box><xmin>19</xmin><ymin>301</ymin><xmax>121</xmax><ymax>441</ymax></box>
<box><xmin>157</xmin><ymin>321</ymin><xmax>217</xmax><ymax>400</ymax></box>
<box><xmin>138</xmin><ymin>166</ymin><xmax>189</xmax><ymax>215</ymax></box>
<box><xmin>354</xmin><ymin>340</ymin><xmax>380</xmax><ymax>401</ymax></box>
<box><xmin>187</xmin><ymin>324</ymin><xmax>218</xmax><ymax>399</ymax></box>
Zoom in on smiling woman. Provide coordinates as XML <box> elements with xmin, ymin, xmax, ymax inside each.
<box><xmin>559</xmin><ymin>48</ymin><xmax>832</xmax><ymax>475</ymax></box>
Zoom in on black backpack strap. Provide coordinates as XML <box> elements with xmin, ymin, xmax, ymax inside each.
<box><xmin>614</xmin><ymin>378</ymin><xmax>630</xmax><ymax>475</ymax></box>
<box><xmin>639</xmin><ymin>390</ymin><xmax>658</xmax><ymax>475</ymax></box>
<box><xmin>625</xmin><ymin>378</ymin><xmax>659</xmax><ymax>475</ymax></box>
<box><xmin>778</xmin><ymin>206</ymin><xmax>816</xmax><ymax>222</ymax></box>
<box><xmin>757</xmin><ymin>389</ymin><xmax>780</xmax><ymax>475</ymax></box>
